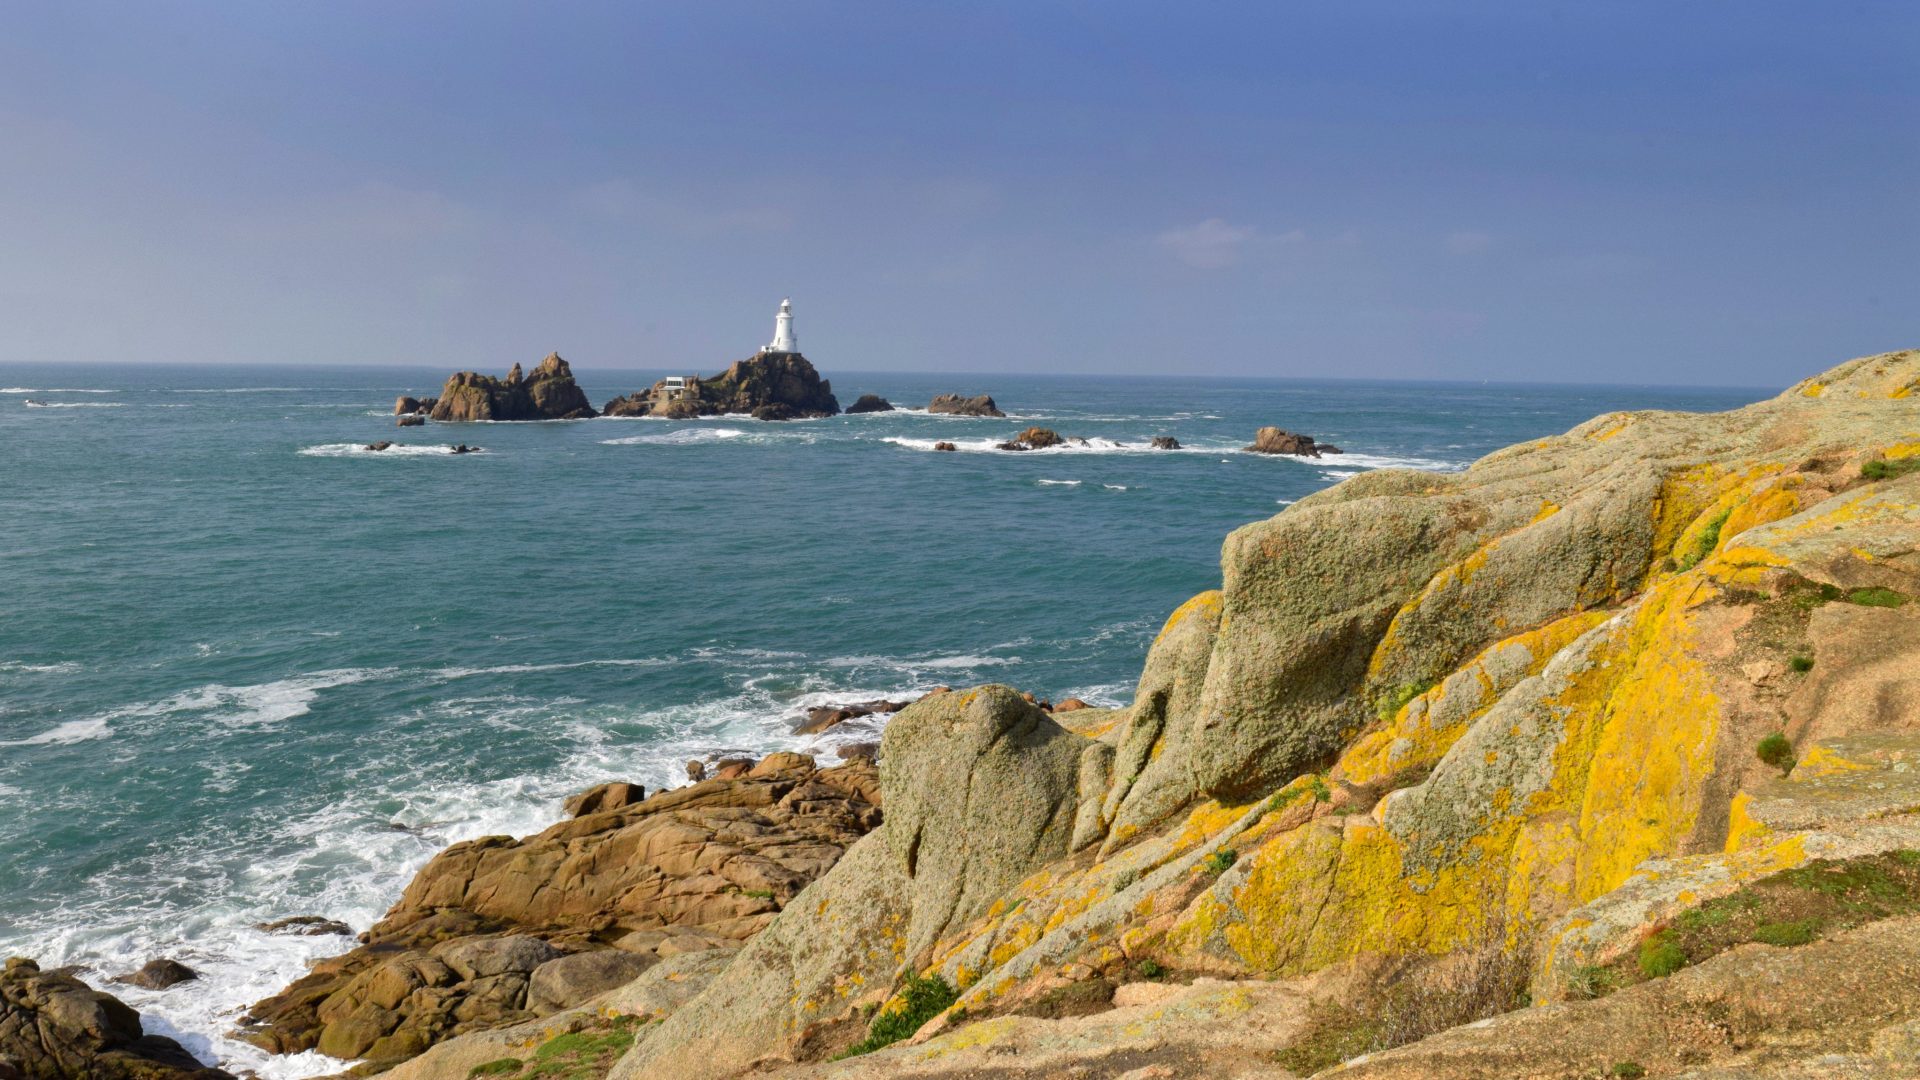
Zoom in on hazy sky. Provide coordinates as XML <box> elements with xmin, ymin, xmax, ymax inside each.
<box><xmin>2</xmin><ymin>2</ymin><xmax>1914</xmax><ymax>385</ymax></box>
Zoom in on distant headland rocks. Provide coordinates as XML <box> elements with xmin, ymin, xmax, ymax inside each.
<box><xmin>395</xmin><ymin>300</ymin><xmax>1342</xmax><ymax>457</ymax></box>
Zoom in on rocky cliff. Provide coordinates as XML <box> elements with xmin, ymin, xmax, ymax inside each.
<box><xmin>0</xmin><ymin>958</ymin><xmax>232</xmax><ymax>1079</ymax></box>
<box><xmin>254</xmin><ymin>349</ymin><xmax>1920</xmax><ymax>1080</ymax></box>
<box><xmin>601</xmin><ymin>354</ymin><xmax>839</xmax><ymax>419</ymax></box>
<box><xmin>428</xmin><ymin>354</ymin><xmax>597</xmax><ymax>421</ymax></box>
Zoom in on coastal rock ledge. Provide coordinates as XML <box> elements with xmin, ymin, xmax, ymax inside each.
<box><xmin>242</xmin><ymin>755</ymin><xmax>879</xmax><ymax>1070</ymax></box>
<box><xmin>241</xmin><ymin>348</ymin><xmax>1920</xmax><ymax>1080</ymax></box>
<box><xmin>0</xmin><ymin>957</ymin><xmax>232</xmax><ymax>1079</ymax></box>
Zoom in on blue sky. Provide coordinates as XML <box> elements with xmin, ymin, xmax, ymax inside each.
<box><xmin>1</xmin><ymin>2</ymin><xmax>1913</xmax><ymax>385</ymax></box>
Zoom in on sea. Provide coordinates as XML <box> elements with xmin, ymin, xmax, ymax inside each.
<box><xmin>0</xmin><ymin>363</ymin><xmax>1766</xmax><ymax>1075</ymax></box>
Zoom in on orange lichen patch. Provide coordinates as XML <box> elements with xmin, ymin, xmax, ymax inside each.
<box><xmin>1718</xmin><ymin>475</ymin><xmax>1816</xmax><ymax>547</ymax></box>
<box><xmin>1793</xmin><ymin>742</ymin><xmax>1878</xmax><ymax>780</ymax></box>
<box><xmin>1883</xmin><ymin>440</ymin><xmax>1920</xmax><ymax>461</ymax></box>
<box><xmin>1588</xmin><ymin>419</ymin><xmax>1632</xmax><ymax>442</ymax></box>
<box><xmin>1168</xmin><ymin>568</ymin><xmax>1733</xmax><ymax>978</ymax></box>
<box><xmin>1154</xmin><ymin>590</ymin><xmax>1223</xmax><ymax>647</ymax></box>
<box><xmin>1571</xmin><ymin>577</ymin><xmax>1723</xmax><ymax>895</ymax></box>
<box><xmin>1339</xmin><ymin>609</ymin><xmax>1610</xmax><ymax>791</ymax></box>
<box><xmin>1723</xmin><ymin>792</ymin><xmax>1770</xmax><ymax>853</ymax></box>
<box><xmin>1174</xmin><ymin>800</ymin><xmax>1253</xmax><ymax>852</ymax></box>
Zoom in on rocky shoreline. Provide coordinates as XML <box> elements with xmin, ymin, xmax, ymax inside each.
<box><xmin>20</xmin><ymin>350</ymin><xmax>1920</xmax><ymax>1080</ymax></box>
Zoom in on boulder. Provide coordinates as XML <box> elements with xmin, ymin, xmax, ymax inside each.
<box><xmin>449</xmin><ymin>444</ymin><xmax>479</xmax><ymax>454</ymax></box>
<box><xmin>396</xmin><ymin>415</ymin><xmax>425</xmax><ymax>427</ymax></box>
<box><xmin>845</xmin><ymin>394</ymin><xmax>894</xmax><ymax>413</ymax></box>
<box><xmin>365</xmin><ymin>441</ymin><xmax>393</xmax><ymax>451</ymax></box>
<box><xmin>836</xmin><ymin>742</ymin><xmax>878</xmax><ymax>762</ymax></box>
<box><xmin>603</xmin><ymin>353</ymin><xmax>839</xmax><ymax>419</ymax></box>
<box><xmin>998</xmin><ymin>426</ymin><xmax>1065</xmax><ymax>451</ymax></box>
<box><xmin>927</xmin><ymin>393</ymin><xmax>1005</xmax><ymax>417</ymax></box>
<box><xmin>429</xmin><ymin>353</ymin><xmax>597</xmax><ymax>421</ymax></box>
<box><xmin>1244</xmin><ymin>426</ymin><xmax>1325</xmax><ymax>456</ymax></box>
<box><xmin>686</xmin><ymin>760</ymin><xmax>707</xmax><ymax>782</ymax></box>
<box><xmin>394</xmin><ymin>396</ymin><xmax>423</xmax><ymax>415</ymax></box>
<box><xmin>562</xmin><ymin>781</ymin><xmax>644</xmax><ymax>817</ymax></box>
<box><xmin>713</xmin><ymin>757</ymin><xmax>755</xmax><ymax>780</ymax></box>
<box><xmin>1150</xmin><ymin>436</ymin><xmax>1181</xmax><ymax>450</ymax></box>
<box><xmin>933</xmin><ymin>442</ymin><xmax>958</xmax><ymax>452</ymax></box>
<box><xmin>0</xmin><ymin>958</ymin><xmax>232</xmax><ymax>1079</ymax></box>
<box><xmin>1052</xmin><ymin>698</ymin><xmax>1091</xmax><ymax>712</ymax></box>
<box><xmin>614</xmin><ymin>688</ymin><xmax>1090</xmax><ymax>1078</ymax></box>
<box><xmin>110</xmin><ymin>958</ymin><xmax>197</xmax><ymax>991</ymax></box>
<box><xmin>526</xmin><ymin>950</ymin><xmax>657</xmax><ymax>1014</ymax></box>
<box><xmin>433</xmin><ymin>935</ymin><xmax>561</xmax><ymax>982</ymax></box>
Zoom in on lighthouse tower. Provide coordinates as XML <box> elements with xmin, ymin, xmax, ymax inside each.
<box><xmin>763</xmin><ymin>298</ymin><xmax>798</xmax><ymax>355</ymax></box>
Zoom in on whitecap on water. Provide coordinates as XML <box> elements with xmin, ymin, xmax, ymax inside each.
<box><xmin>24</xmin><ymin>401</ymin><xmax>126</xmax><ymax>408</ymax></box>
<box><xmin>298</xmin><ymin>443</ymin><xmax>482</xmax><ymax>457</ymax></box>
<box><xmin>1036</xmin><ymin>479</ymin><xmax>1082</xmax><ymax>486</ymax></box>
<box><xmin>0</xmin><ymin>718</ymin><xmax>111</xmax><ymax>746</ymax></box>
<box><xmin>600</xmin><ymin>427</ymin><xmax>748</xmax><ymax>446</ymax></box>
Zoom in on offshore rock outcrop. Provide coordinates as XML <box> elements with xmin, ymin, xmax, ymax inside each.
<box><xmin>243</xmin><ymin>756</ymin><xmax>878</xmax><ymax>1070</ymax></box>
<box><xmin>845</xmin><ymin>394</ymin><xmax>894</xmax><ymax>414</ymax></box>
<box><xmin>0</xmin><ymin>958</ymin><xmax>232</xmax><ymax>1079</ymax></box>
<box><xmin>1244</xmin><ymin>426</ymin><xmax>1338</xmax><ymax>456</ymax></box>
<box><xmin>926</xmin><ymin>393</ymin><xmax>1004</xmax><ymax>417</ymax></box>
<box><xmin>601</xmin><ymin>353</ymin><xmax>839</xmax><ymax>419</ymax></box>
<box><xmin>428</xmin><ymin>354</ymin><xmax>596</xmax><ymax>421</ymax></box>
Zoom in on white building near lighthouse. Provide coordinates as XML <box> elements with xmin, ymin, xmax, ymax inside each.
<box><xmin>762</xmin><ymin>297</ymin><xmax>798</xmax><ymax>355</ymax></box>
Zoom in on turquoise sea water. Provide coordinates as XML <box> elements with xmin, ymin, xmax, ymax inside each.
<box><xmin>0</xmin><ymin>363</ymin><xmax>1766</xmax><ymax>1074</ymax></box>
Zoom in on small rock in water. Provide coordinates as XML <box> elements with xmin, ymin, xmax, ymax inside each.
<box><xmin>112</xmin><ymin>958</ymin><xmax>198</xmax><ymax>990</ymax></box>
<box><xmin>364</xmin><ymin>441</ymin><xmax>393</xmax><ymax>452</ymax></box>
<box><xmin>686</xmin><ymin>760</ymin><xmax>707</xmax><ymax>782</ymax></box>
<box><xmin>1150</xmin><ymin>436</ymin><xmax>1181</xmax><ymax>450</ymax></box>
<box><xmin>846</xmin><ymin>394</ymin><xmax>894</xmax><ymax>413</ymax></box>
<box><xmin>933</xmin><ymin>441</ymin><xmax>958</xmax><ymax>452</ymax></box>
<box><xmin>1244</xmin><ymin>427</ymin><xmax>1325</xmax><ymax>457</ymax></box>
<box><xmin>449</xmin><ymin>444</ymin><xmax>479</xmax><ymax>454</ymax></box>
<box><xmin>255</xmin><ymin>915</ymin><xmax>353</xmax><ymax>937</ymax></box>
<box><xmin>397</xmin><ymin>415</ymin><xmax>425</xmax><ymax>427</ymax></box>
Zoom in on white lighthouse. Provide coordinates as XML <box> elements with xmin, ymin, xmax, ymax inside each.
<box><xmin>763</xmin><ymin>297</ymin><xmax>798</xmax><ymax>355</ymax></box>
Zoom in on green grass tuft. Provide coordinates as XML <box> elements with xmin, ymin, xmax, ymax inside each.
<box><xmin>1753</xmin><ymin>919</ymin><xmax>1818</xmax><ymax>947</ymax></box>
<box><xmin>1676</xmin><ymin>507</ymin><xmax>1733</xmax><ymax>571</ymax></box>
<box><xmin>1611</xmin><ymin>1064</ymin><xmax>1647</xmax><ymax>1079</ymax></box>
<box><xmin>1862</xmin><ymin>457</ymin><xmax>1920</xmax><ymax>481</ymax></box>
<box><xmin>1638</xmin><ymin>933</ymin><xmax>1686</xmax><ymax>978</ymax></box>
<box><xmin>1789</xmin><ymin>655</ymin><xmax>1815</xmax><ymax>673</ymax></box>
<box><xmin>1756</xmin><ymin>732</ymin><xmax>1795</xmax><ymax>775</ymax></box>
<box><xmin>837</xmin><ymin>973</ymin><xmax>959</xmax><ymax>1059</ymax></box>
<box><xmin>1847</xmin><ymin>586</ymin><xmax>1910</xmax><ymax>608</ymax></box>
<box><xmin>1202</xmin><ymin>848</ymin><xmax>1239</xmax><ymax>874</ymax></box>
<box><xmin>1137</xmin><ymin>959</ymin><xmax>1165</xmax><ymax>979</ymax></box>
<box><xmin>1375</xmin><ymin>681</ymin><xmax>1434</xmax><ymax>722</ymax></box>
<box><xmin>469</xmin><ymin>1061</ymin><xmax>522</xmax><ymax>1078</ymax></box>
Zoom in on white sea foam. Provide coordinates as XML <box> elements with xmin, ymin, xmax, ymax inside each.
<box><xmin>24</xmin><ymin>401</ymin><xmax>126</xmax><ymax>408</ymax></box>
<box><xmin>600</xmin><ymin>427</ymin><xmax>749</xmax><ymax>446</ymax></box>
<box><xmin>103</xmin><ymin>669</ymin><xmax>395</xmax><ymax>732</ymax></box>
<box><xmin>429</xmin><ymin>658</ymin><xmax>671</xmax><ymax>680</ymax></box>
<box><xmin>1103</xmin><ymin>484</ymin><xmax>1129</xmax><ymax>491</ymax></box>
<box><xmin>883</xmin><ymin>435</ymin><xmax>1222</xmax><ymax>455</ymax></box>
<box><xmin>0</xmin><ymin>660</ymin><xmax>81</xmax><ymax>674</ymax></box>
<box><xmin>1036</xmin><ymin>479</ymin><xmax>1082</xmax><ymax>486</ymax></box>
<box><xmin>298</xmin><ymin>443</ymin><xmax>482</xmax><ymax>457</ymax></box>
<box><xmin>0</xmin><ymin>718</ymin><xmax>111</xmax><ymax>746</ymax></box>
<box><xmin>2</xmin><ymin>387</ymin><xmax>114</xmax><ymax>393</ymax></box>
